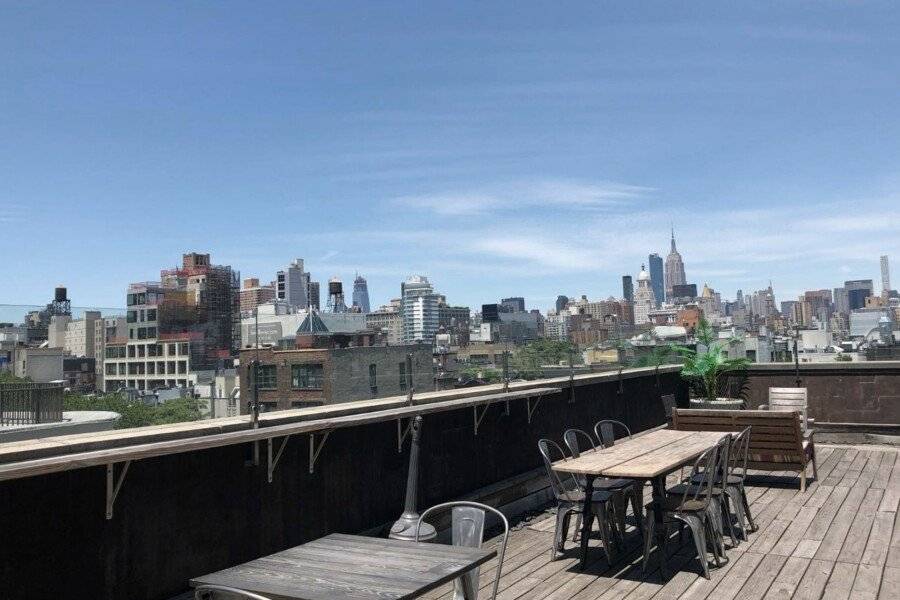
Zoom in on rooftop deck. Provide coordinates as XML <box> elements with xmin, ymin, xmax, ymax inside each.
<box><xmin>422</xmin><ymin>443</ymin><xmax>900</xmax><ymax>600</ymax></box>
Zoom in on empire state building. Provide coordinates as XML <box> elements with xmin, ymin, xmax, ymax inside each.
<box><xmin>664</xmin><ymin>228</ymin><xmax>686</xmax><ymax>301</ymax></box>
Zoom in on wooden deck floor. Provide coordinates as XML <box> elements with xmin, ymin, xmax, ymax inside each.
<box><xmin>420</xmin><ymin>444</ymin><xmax>900</xmax><ymax>600</ymax></box>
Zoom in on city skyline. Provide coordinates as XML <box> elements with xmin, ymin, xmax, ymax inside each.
<box><xmin>2</xmin><ymin>4</ymin><xmax>900</xmax><ymax>309</ymax></box>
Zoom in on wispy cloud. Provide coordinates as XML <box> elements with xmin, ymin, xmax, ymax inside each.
<box><xmin>394</xmin><ymin>178</ymin><xmax>654</xmax><ymax>216</ymax></box>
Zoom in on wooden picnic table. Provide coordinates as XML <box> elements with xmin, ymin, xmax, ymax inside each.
<box><xmin>552</xmin><ymin>428</ymin><xmax>724</xmax><ymax>573</ymax></box>
<box><xmin>190</xmin><ymin>533</ymin><xmax>495</xmax><ymax>600</ymax></box>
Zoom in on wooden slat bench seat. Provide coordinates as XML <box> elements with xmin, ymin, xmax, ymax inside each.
<box><xmin>671</xmin><ymin>408</ymin><xmax>818</xmax><ymax>491</ymax></box>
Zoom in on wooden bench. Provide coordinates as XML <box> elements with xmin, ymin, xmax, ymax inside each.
<box><xmin>672</xmin><ymin>408</ymin><xmax>818</xmax><ymax>491</ymax></box>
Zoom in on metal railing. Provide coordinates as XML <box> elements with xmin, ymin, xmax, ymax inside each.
<box><xmin>0</xmin><ymin>383</ymin><xmax>64</xmax><ymax>426</ymax></box>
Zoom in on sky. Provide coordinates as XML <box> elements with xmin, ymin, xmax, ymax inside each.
<box><xmin>2</xmin><ymin>2</ymin><xmax>900</xmax><ymax>316</ymax></box>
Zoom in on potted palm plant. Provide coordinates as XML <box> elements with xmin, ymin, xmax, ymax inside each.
<box><xmin>672</xmin><ymin>318</ymin><xmax>750</xmax><ymax>409</ymax></box>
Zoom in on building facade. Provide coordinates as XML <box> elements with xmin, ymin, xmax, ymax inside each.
<box><xmin>240</xmin><ymin>278</ymin><xmax>276</xmax><ymax>314</ymax></box>
<box><xmin>275</xmin><ymin>259</ymin><xmax>310</xmax><ymax>309</ymax></box>
<box><xmin>633</xmin><ymin>266</ymin><xmax>657</xmax><ymax>325</ymax></box>
<box><xmin>239</xmin><ymin>343</ymin><xmax>432</xmax><ymax>411</ymax></box>
<box><xmin>401</xmin><ymin>276</ymin><xmax>439</xmax><ymax>343</ymax></box>
<box><xmin>352</xmin><ymin>275</ymin><xmax>371</xmax><ymax>313</ymax></box>
<box><xmin>648</xmin><ymin>253</ymin><xmax>664</xmax><ymax>307</ymax></box>
<box><xmin>664</xmin><ymin>230</ymin><xmax>686</xmax><ymax>301</ymax></box>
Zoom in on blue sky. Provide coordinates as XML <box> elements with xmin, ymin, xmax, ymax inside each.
<box><xmin>2</xmin><ymin>2</ymin><xmax>899</xmax><ymax>315</ymax></box>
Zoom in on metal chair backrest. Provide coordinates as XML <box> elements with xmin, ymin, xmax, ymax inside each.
<box><xmin>661</xmin><ymin>394</ymin><xmax>676</xmax><ymax>420</ymax></box>
<box><xmin>416</xmin><ymin>501</ymin><xmax>509</xmax><ymax>600</ymax></box>
<box><xmin>194</xmin><ymin>585</ymin><xmax>272</xmax><ymax>600</ymax></box>
<box><xmin>712</xmin><ymin>433</ymin><xmax>731</xmax><ymax>482</ymax></box>
<box><xmin>675</xmin><ymin>442</ymin><xmax>720</xmax><ymax>512</ymax></box>
<box><xmin>728</xmin><ymin>426</ymin><xmax>752</xmax><ymax>480</ymax></box>
<box><xmin>563</xmin><ymin>428</ymin><xmax>597</xmax><ymax>458</ymax></box>
<box><xmin>768</xmin><ymin>387</ymin><xmax>809</xmax><ymax>430</ymax></box>
<box><xmin>538</xmin><ymin>438</ymin><xmax>579</xmax><ymax>503</ymax></box>
<box><xmin>593</xmin><ymin>419</ymin><xmax>632</xmax><ymax>448</ymax></box>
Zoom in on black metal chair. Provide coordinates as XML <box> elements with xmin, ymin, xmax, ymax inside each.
<box><xmin>668</xmin><ymin>434</ymin><xmax>735</xmax><ymax>556</ymax></box>
<box><xmin>563</xmin><ymin>428</ymin><xmax>642</xmax><ymax>540</ymax></box>
<box><xmin>661</xmin><ymin>394</ymin><xmax>676</xmax><ymax>424</ymax></box>
<box><xmin>416</xmin><ymin>501</ymin><xmax>509</xmax><ymax>600</ymax></box>
<box><xmin>194</xmin><ymin>585</ymin><xmax>271</xmax><ymax>600</ymax></box>
<box><xmin>690</xmin><ymin>426</ymin><xmax>756</xmax><ymax>537</ymax></box>
<box><xmin>538</xmin><ymin>438</ymin><xmax>616</xmax><ymax>561</ymax></box>
<box><xmin>642</xmin><ymin>441</ymin><xmax>723</xmax><ymax>579</ymax></box>
<box><xmin>592</xmin><ymin>419</ymin><xmax>645</xmax><ymax>527</ymax></box>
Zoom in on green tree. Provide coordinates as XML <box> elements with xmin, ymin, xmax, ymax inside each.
<box><xmin>63</xmin><ymin>393</ymin><xmax>203</xmax><ymax>428</ymax></box>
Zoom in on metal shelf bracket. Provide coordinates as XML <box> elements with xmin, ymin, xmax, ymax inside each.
<box><xmin>309</xmin><ymin>431</ymin><xmax>331</xmax><ymax>474</ymax></box>
<box><xmin>527</xmin><ymin>397</ymin><xmax>542</xmax><ymax>424</ymax></box>
<box><xmin>267</xmin><ymin>435</ymin><xmax>291</xmax><ymax>483</ymax></box>
<box><xmin>105</xmin><ymin>460</ymin><xmax>131</xmax><ymax>520</ymax></box>
<box><xmin>473</xmin><ymin>403</ymin><xmax>491</xmax><ymax>436</ymax></box>
<box><xmin>397</xmin><ymin>418</ymin><xmax>412</xmax><ymax>453</ymax></box>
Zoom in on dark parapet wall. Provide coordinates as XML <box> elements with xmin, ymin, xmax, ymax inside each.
<box><xmin>0</xmin><ymin>369</ymin><xmax>686</xmax><ymax>600</ymax></box>
<box><xmin>743</xmin><ymin>362</ymin><xmax>900</xmax><ymax>426</ymax></box>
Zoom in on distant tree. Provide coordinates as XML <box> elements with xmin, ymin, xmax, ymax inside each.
<box><xmin>0</xmin><ymin>371</ymin><xmax>29</xmax><ymax>384</ymax></box>
<box><xmin>63</xmin><ymin>393</ymin><xmax>202</xmax><ymax>428</ymax></box>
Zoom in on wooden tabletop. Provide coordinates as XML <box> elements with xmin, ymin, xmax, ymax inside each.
<box><xmin>551</xmin><ymin>429</ymin><xmax>725</xmax><ymax>479</ymax></box>
<box><xmin>190</xmin><ymin>533</ymin><xmax>496</xmax><ymax>600</ymax></box>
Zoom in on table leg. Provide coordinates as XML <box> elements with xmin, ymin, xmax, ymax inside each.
<box><xmin>651</xmin><ymin>476</ymin><xmax>668</xmax><ymax>578</ymax></box>
<box><xmin>579</xmin><ymin>474</ymin><xmax>595</xmax><ymax>569</ymax></box>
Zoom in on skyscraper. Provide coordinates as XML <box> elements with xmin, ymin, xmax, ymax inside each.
<box><xmin>352</xmin><ymin>274</ymin><xmax>371</xmax><ymax>313</ymax></box>
<box><xmin>664</xmin><ymin>228</ymin><xmax>686</xmax><ymax>301</ymax></box>
<box><xmin>401</xmin><ymin>275</ymin><xmax>439</xmax><ymax>343</ymax></box>
<box><xmin>633</xmin><ymin>265</ymin><xmax>656</xmax><ymax>325</ymax></box>
<box><xmin>555</xmin><ymin>295</ymin><xmax>569</xmax><ymax>313</ymax></box>
<box><xmin>275</xmin><ymin>258</ymin><xmax>309</xmax><ymax>309</ymax></box>
<box><xmin>307</xmin><ymin>281</ymin><xmax>320</xmax><ymax>310</ymax></box>
<box><xmin>845</xmin><ymin>279</ymin><xmax>874</xmax><ymax>311</ymax></box>
<box><xmin>501</xmin><ymin>297</ymin><xmax>525</xmax><ymax>313</ymax></box>
<box><xmin>882</xmin><ymin>255</ymin><xmax>891</xmax><ymax>294</ymax></box>
<box><xmin>648</xmin><ymin>253</ymin><xmax>664</xmax><ymax>307</ymax></box>
<box><xmin>621</xmin><ymin>275</ymin><xmax>634</xmax><ymax>303</ymax></box>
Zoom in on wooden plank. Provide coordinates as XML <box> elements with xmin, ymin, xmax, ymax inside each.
<box><xmin>791</xmin><ymin>559</ymin><xmax>834</xmax><ymax>600</ymax></box>
<box><xmin>814</xmin><ymin>485</ymin><xmax>868</xmax><ymax>561</ymax></box>
<box><xmin>0</xmin><ymin>387</ymin><xmax>561</xmax><ymax>481</ymax></box>
<box><xmin>861</xmin><ymin>510</ymin><xmax>896</xmax><ymax>566</ymax></box>
<box><xmin>850</xmin><ymin>563</ymin><xmax>883</xmax><ymax>600</ymax></box>
<box><xmin>601</xmin><ymin>433</ymin><xmax>724</xmax><ymax>479</ymax></box>
<box><xmin>551</xmin><ymin>429</ymin><xmax>695</xmax><ymax>476</ymax></box>
<box><xmin>761</xmin><ymin>555</ymin><xmax>809</xmax><ymax>599</ymax></box>
<box><xmin>820</xmin><ymin>561</ymin><xmax>857</xmax><ymax>600</ymax></box>
<box><xmin>191</xmin><ymin>533</ymin><xmax>495</xmax><ymax>600</ymax></box>
<box><xmin>880</xmin><ymin>566</ymin><xmax>900</xmax><ymax>600</ymax></box>
<box><xmin>886</xmin><ymin>509</ymin><xmax>900</xmax><ymax>569</ymax></box>
<box><xmin>837</xmin><ymin>487</ymin><xmax>884</xmax><ymax>564</ymax></box>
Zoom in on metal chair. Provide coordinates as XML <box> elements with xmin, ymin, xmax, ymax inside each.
<box><xmin>642</xmin><ymin>442</ymin><xmax>722</xmax><ymax>579</ymax></box>
<box><xmin>593</xmin><ymin>419</ymin><xmax>632</xmax><ymax>448</ymax></box>
<box><xmin>661</xmin><ymin>394</ymin><xmax>676</xmax><ymax>425</ymax></box>
<box><xmin>669</xmin><ymin>434</ymin><xmax>735</xmax><ymax>556</ymax></box>
<box><xmin>564</xmin><ymin>428</ymin><xmax>642</xmax><ymax>540</ymax></box>
<box><xmin>691</xmin><ymin>426</ymin><xmax>756</xmax><ymax>536</ymax></box>
<box><xmin>415</xmin><ymin>501</ymin><xmax>509</xmax><ymax>600</ymax></box>
<box><xmin>194</xmin><ymin>585</ymin><xmax>272</xmax><ymax>600</ymax></box>
<box><xmin>538</xmin><ymin>439</ymin><xmax>616</xmax><ymax>562</ymax></box>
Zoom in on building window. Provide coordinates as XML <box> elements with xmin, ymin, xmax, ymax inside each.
<box><xmin>256</xmin><ymin>365</ymin><xmax>277</xmax><ymax>389</ymax></box>
<box><xmin>147</xmin><ymin>308</ymin><xmax>157</xmax><ymax>322</ymax></box>
<box><xmin>168</xmin><ymin>343</ymin><xmax>177</xmax><ymax>356</ymax></box>
<box><xmin>177</xmin><ymin>361</ymin><xmax>187</xmax><ymax>374</ymax></box>
<box><xmin>178</xmin><ymin>342</ymin><xmax>188</xmax><ymax>356</ymax></box>
<box><xmin>127</xmin><ymin>310</ymin><xmax>137</xmax><ymax>323</ymax></box>
<box><xmin>147</xmin><ymin>327</ymin><xmax>157</xmax><ymax>338</ymax></box>
<box><xmin>291</xmin><ymin>364</ymin><xmax>324</xmax><ymax>389</ymax></box>
<box><xmin>137</xmin><ymin>344</ymin><xmax>145</xmax><ymax>358</ymax></box>
<box><xmin>398</xmin><ymin>361</ymin><xmax>407</xmax><ymax>392</ymax></box>
<box><xmin>127</xmin><ymin>345</ymin><xmax>136</xmax><ymax>358</ymax></box>
<box><xmin>147</xmin><ymin>362</ymin><xmax>155</xmax><ymax>375</ymax></box>
<box><xmin>368</xmin><ymin>363</ymin><xmax>377</xmax><ymax>396</ymax></box>
<box><xmin>148</xmin><ymin>344</ymin><xmax>157</xmax><ymax>357</ymax></box>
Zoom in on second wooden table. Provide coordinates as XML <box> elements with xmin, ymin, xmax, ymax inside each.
<box><xmin>552</xmin><ymin>428</ymin><xmax>724</xmax><ymax>572</ymax></box>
